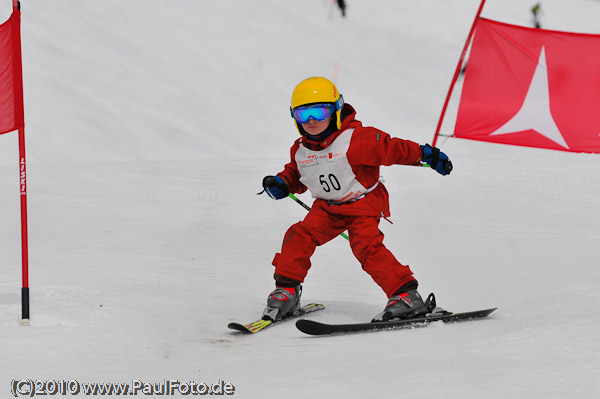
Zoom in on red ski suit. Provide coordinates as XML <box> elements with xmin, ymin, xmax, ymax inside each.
<box><xmin>273</xmin><ymin>104</ymin><xmax>423</xmax><ymax>298</ymax></box>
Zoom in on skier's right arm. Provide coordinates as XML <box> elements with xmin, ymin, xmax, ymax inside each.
<box><xmin>262</xmin><ymin>141</ymin><xmax>306</xmax><ymax>200</ymax></box>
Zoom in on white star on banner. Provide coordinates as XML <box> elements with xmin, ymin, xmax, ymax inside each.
<box><xmin>490</xmin><ymin>46</ymin><xmax>569</xmax><ymax>149</ymax></box>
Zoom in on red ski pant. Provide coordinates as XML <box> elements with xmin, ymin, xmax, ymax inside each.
<box><xmin>272</xmin><ymin>205</ymin><xmax>416</xmax><ymax>298</ymax></box>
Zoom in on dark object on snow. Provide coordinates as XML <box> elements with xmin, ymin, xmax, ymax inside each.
<box><xmin>531</xmin><ymin>3</ymin><xmax>542</xmax><ymax>29</ymax></box>
<box><xmin>337</xmin><ymin>0</ymin><xmax>347</xmax><ymax>17</ymax></box>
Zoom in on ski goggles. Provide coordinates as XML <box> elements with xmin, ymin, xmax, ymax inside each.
<box><xmin>290</xmin><ymin>103</ymin><xmax>336</xmax><ymax>124</ymax></box>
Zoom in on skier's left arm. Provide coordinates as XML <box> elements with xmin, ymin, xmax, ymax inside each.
<box><xmin>348</xmin><ymin>128</ymin><xmax>452</xmax><ymax>175</ymax></box>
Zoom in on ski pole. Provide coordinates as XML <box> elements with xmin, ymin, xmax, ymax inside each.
<box><xmin>420</xmin><ymin>161</ymin><xmax>453</xmax><ymax>174</ymax></box>
<box><xmin>288</xmin><ymin>193</ymin><xmax>350</xmax><ymax>241</ymax></box>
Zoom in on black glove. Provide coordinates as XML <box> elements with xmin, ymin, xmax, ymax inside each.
<box><xmin>420</xmin><ymin>144</ymin><xmax>453</xmax><ymax>175</ymax></box>
<box><xmin>262</xmin><ymin>176</ymin><xmax>289</xmax><ymax>200</ymax></box>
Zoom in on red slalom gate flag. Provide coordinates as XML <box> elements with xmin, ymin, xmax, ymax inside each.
<box><xmin>1</xmin><ymin>3</ymin><xmax>29</xmax><ymax>325</ymax></box>
<box><xmin>454</xmin><ymin>18</ymin><xmax>600</xmax><ymax>153</ymax></box>
<box><xmin>0</xmin><ymin>8</ymin><xmax>24</xmax><ymax>135</ymax></box>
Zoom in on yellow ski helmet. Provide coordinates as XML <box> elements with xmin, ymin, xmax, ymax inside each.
<box><xmin>290</xmin><ymin>77</ymin><xmax>344</xmax><ymax>132</ymax></box>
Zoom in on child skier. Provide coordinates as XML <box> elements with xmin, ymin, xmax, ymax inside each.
<box><xmin>261</xmin><ymin>77</ymin><xmax>452</xmax><ymax>322</ymax></box>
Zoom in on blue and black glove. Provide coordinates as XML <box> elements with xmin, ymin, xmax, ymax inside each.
<box><xmin>420</xmin><ymin>144</ymin><xmax>453</xmax><ymax>176</ymax></box>
<box><xmin>262</xmin><ymin>175</ymin><xmax>290</xmax><ymax>200</ymax></box>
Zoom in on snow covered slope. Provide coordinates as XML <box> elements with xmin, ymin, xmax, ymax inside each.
<box><xmin>1</xmin><ymin>1</ymin><xmax>599</xmax><ymax>398</ymax></box>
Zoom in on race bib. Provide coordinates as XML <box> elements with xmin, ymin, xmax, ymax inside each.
<box><xmin>295</xmin><ymin>129</ymin><xmax>369</xmax><ymax>202</ymax></box>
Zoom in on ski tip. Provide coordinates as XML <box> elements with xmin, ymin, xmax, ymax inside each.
<box><xmin>448</xmin><ymin>307</ymin><xmax>498</xmax><ymax>319</ymax></box>
<box><xmin>228</xmin><ymin>319</ymin><xmax>272</xmax><ymax>334</ymax></box>
<box><xmin>295</xmin><ymin>319</ymin><xmax>313</xmax><ymax>335</ymax></box>
<box><xmin>481</xmin><ymin>307</ymin><xmax>498</xmax><ymax>316</ymax></box>
<box><xmin>295</xmin><ymin>319</ymin><xmax>328</xmax><ymax>336</ymax></box>
<box><xmin>227</xmin><ymin>322</ymin><xmax>252</xmax><ymax>333</ymax></box>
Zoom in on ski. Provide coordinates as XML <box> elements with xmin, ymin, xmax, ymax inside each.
<box><xmin>228</xmin><ymin>303</ymin><xmax>325</xmax><ymax>334</ymax></box>
<box><xmin>296</xmin><ymin>307</ymin><xmax>497</xmax><ymax>336</ymax></box>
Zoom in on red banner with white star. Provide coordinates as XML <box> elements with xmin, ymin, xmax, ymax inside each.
<box><xmin>454</xmin><ymin>18</ymin><xmax>600</xmax><ymax>153</ymax></box>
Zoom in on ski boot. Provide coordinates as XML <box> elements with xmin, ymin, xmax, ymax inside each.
<box><xmin>262</xmin><ymin>285</ymin><xmax>302</xmax><ymax>321</ymax></box>
<box><xmin>372</xmin><ymin>289</ymin><xmax>430</xmax><ymax>322</ymax></box>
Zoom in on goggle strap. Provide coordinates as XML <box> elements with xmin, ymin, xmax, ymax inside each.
<box><xmin>335</xmin><ymin>94</ymin><xmax>344</xmax><ymax>111</ymax></box>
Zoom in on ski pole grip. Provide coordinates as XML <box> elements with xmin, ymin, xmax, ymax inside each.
<box><xmin>444</xmin><ymin>160</ymin><xmax>453</xmax><ymax>174</ymax></box>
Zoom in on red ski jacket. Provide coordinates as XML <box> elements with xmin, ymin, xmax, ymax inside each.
<box><xmin>277</xmin><ymin>104</ymin><xmax>422</xmax><ymax>218</ymax></box>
